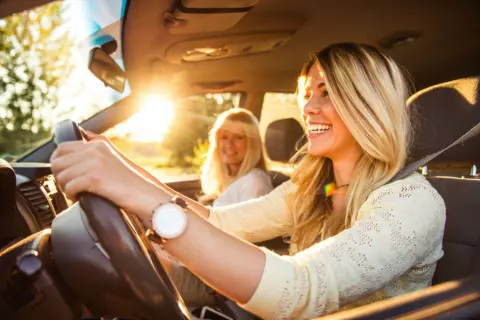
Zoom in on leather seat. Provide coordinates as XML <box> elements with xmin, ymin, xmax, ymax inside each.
<box><xmin>264</xmin><ymin>117</ymin><xmax>305</xmax><ymax>187</ymax></box>
<box><xmin>406</xmin><ymin>76</ymin><xmax>480</xmax><ymax>284</ymax></box>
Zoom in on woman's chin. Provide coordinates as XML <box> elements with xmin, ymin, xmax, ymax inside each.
<box><xmin>307</xmin><ymin>142</ymin><xmax>330</xmax><ymax>158</ymax></box>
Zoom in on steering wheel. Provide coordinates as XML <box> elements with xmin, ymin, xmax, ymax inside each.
<box><xmin>53</xmin><ymin>120</ymin><xmax>190</xmax><ymax>320</ymax></box>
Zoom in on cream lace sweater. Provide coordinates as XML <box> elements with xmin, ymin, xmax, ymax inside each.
<box><xmin>208</xmin><ymin>173</ymin><xmax>446</xmax><ymax>319</ymax></box>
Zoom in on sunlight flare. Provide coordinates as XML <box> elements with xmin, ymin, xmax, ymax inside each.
<box><xmin>109</xmin><ymin>94</ymin><xmax>175</xmax><ymax>142</ymax></box>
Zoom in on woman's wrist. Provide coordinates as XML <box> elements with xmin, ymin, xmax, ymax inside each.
<box><xmin>129</xmin><ymin>182</ymin><xmax>171</xmax><ymax>224</ymax></box>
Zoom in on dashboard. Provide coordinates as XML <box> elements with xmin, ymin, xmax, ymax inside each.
<box><xmin>0</xmin><ymin>162</ymin><xmax>68</xmax><ymax>251</ymax></box>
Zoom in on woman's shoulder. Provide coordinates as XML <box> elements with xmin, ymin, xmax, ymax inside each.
<box><xmin>365</xmin><ymin>172</ymin><xmax>446</xmax><ymax>213</ymax></box>
<box><xmin>214</xmin><ymin>169</ymin><xmax>274</xmax><ymax>207</ymax></box>
<box><xmin>238</xmin><ymin>168</ymin><xmax>272</xmax><ymax>185</ymax></box>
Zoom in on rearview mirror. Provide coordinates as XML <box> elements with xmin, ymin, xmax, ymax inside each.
<box><xmin>88</xmin><ymin>47</ymin><xmax>127</xmax><ymax>93</ymax></box>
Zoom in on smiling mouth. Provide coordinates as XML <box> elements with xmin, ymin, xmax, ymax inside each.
<box><xmin>308</xmin><ymin>124</ymin><xmax>331</xmax><ymax>136</ymax></box>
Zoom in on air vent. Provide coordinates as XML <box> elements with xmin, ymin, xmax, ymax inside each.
<box><xmin>39</xmin><ymin>176</ymin><xmax>66</xmax><ymax>214</ymax></box>
<box><xmin>18</xmin><ymin>182</ymin><xmax>55</xmax><ymax>228</ymax></box>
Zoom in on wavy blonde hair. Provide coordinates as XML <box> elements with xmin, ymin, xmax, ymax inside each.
<box><xmin>291</xmin><ymin>43</ymin><xmax>413</xmax><ymax>251</ymax></box>
<box><xmin>201</xmin><ymin>108</ymin><xmax>268</xmax><ymax>198</ymax></box>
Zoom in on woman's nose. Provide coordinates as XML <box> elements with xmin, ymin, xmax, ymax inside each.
<box><xmin>303</xmin><ymin>97</ymin><xmax>322</xmax><ymax>116</ymax></box>
<box><xmin>224</xmin><ymin>139</ymin><xmax>235</xmax><ymax>148</ymax></box>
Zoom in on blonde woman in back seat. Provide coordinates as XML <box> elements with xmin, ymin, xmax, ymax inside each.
<box><xmin>199</xmin><ymin>108</ymin><xmax>273</xmax><ymax>208</ymax></box>
<box><xmin>160</xmin><ymin>109</ymin><xmax>274</xmax><ymax>304</ymax></box>
<box><xmin>51</xmin><ymin>43</ymin><xmax>446</xmax><ymax>319</ymax></box>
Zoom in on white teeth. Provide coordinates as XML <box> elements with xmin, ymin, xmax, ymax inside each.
<box><xmin>308</xmin><ymin>124</ymin><xmax>331</xmax><ymax>132</ymax></box>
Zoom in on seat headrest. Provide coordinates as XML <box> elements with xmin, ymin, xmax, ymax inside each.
<box><xmin>407</xmin><ymin>76</ymin><xmax>480</xmax><ymax>164</ymax></box>
<box><xmin>265</xmin><ymin>118</ymin><xmax>304</xmax><ymax>162</ymax></box>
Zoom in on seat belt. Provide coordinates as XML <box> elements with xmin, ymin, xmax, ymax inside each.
<box><xmin>390</xmin><ymin>121</ymin><xmax>480</xmax><ymax>182</ymax></box>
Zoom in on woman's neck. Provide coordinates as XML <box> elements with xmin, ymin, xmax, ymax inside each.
<box><xmin>227</xmin><ymin>164</ymin><xmax>240</xmax><ymax>177</ymax></box>
<box><xmin>332</xmin><ymin>154</ymin><xmax>360</xmax><ymax>187</ymax></box>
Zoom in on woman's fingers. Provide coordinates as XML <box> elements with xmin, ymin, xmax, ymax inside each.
<box><xmin>54</xmin><ymin>140</ymin><xmax>111</xmax><ymax>164</ymax></box>
<box><xmin>51</xmin><ymin>151</ymin><xmax>87</xmax><ymax>176</ymax></box>
<box><xmin>54</xmin><ymin>161</ymin><xmax>90</xmax><ymax>192</ymax></box>
<box><xmin>51</xmin><ymin>141</ymin><xmax>112</xmax><ymax>198</ymax></box>
<box><xmin>63</xmin><ymin>174</ymin><xmax>93</xmax><ymax>201</ymax></box>
<box><xmin>51</xmin><ymin>141</ymin><xmax>101</xmax><ymax>173</ymax></box>
<box><xmin>50</xmin><ymin>137</ymin><xmax>162</xmax><ymax>216</ymax></box>
<box><xmin>51</xmin><ymin>141</ymin><xmax>85</xmax><ymax>160</ymax></box>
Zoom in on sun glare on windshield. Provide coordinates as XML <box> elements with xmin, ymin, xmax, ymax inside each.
<box><xmin>110</xmin><ymin>95</ymin><xmax>175</xmax><ymax>143</ymax></box>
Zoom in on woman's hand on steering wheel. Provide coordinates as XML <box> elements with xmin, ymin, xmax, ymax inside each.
<box><xmin>50</xmin><ymin>140</ymin><xmax>163</xmax><ymax>223</ymax></box>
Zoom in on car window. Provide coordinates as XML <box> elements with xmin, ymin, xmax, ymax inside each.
<box><xmin>0</xmin><ymin>1</ymin><xmax>126</xmax><ymax>161</ymax></box>
<box><xmin>259</xmin><ymin>92</ymin><xmax>304</xmax><ymax>170</ymax></box>
<box><xmin>104</xmin><ymin>93</ymin><xmax>240</xmax><ymax>182</ymax></box>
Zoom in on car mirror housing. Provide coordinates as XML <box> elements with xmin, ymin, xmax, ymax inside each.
<box><xmin>88</xmin><ymin>46</ymin><xmax>127</xmax><ymax>93</ymax></box>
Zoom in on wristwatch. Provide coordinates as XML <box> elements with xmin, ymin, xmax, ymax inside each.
<box><xmin>148</xmin><ymin>195</ymin><xmax>188</xmax><ymax>244</ymax></box>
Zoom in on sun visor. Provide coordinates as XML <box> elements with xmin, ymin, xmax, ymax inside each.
<box><xmin>165</xmin><ymin>32</ymin><xmax>294</xmax><ymax>63</ymax></box>
<box><xmin>166</xmin><ymin>0</ymin><xmax>260</xmax><ymax>34</ymax></box>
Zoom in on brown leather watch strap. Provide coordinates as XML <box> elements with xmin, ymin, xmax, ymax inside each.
<box><xmin>172</xmin><ymin>195</ymin><xmax>188</xmax><ymax>209</ymax></box>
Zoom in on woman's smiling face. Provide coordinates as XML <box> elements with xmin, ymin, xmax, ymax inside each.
<box><xmin>217</xmin><ymin>121</ymin><xmax>247</xmax><ymax>170</ymax></box>
<box><xmin>300</xmin><ymin>63</ymin><xmax>360</xmax><ymax>161</ymax></box>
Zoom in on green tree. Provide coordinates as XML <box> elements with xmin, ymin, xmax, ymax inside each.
<box><xmin>162</xmin><ymin>93</ymin><xmax>237</xmax><ymax>166</ymax></box>
<box><xmin>0</xmin><ymin>1</ymin><xmax>73</xmax><ymax>157</ymax></box>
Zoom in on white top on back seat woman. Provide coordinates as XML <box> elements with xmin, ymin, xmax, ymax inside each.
<box><xmin>51</xmin><ymin>43</ymin><xmax>446</xmax><ymax>319</ymax></box>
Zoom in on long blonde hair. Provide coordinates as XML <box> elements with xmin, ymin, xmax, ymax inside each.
<box><xmin>201</xmin><ymin>108</ymin><xmax>268</xmax><ymax>198</ymax></box>
<box><xmin>291</xmin><ymin>43</ymin><xmax>413</xmax><ymax>250</ymax></box>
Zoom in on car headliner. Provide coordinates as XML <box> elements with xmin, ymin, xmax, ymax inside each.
<box><xmin>122</xmin><ymin>0</ymin><xmax>480</xmax><ymax>97</ymax></box>
<box><xmin>2</xmin><ymin>0</ymin><xmax>480</xmax><ymax>98</ymax></box>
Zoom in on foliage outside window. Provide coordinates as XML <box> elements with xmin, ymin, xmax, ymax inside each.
<box><xmin>0</xmin><ymin>2</ymin><xmax>72</xmax><ymax>159</ymax></box>
<box><xmin>104</xmin><ymin>93</ymin><xmax>240</xmax><ymax>182</ymax></box>
<box><xmin>0</xmin><ymin>1</ymin><xmax>119</xmax><ymax>161</ymax></box>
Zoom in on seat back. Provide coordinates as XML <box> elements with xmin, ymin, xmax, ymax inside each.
<box><xmin>264</xmin><ymin>118</ymin><xmax>304</xmax><ymax>187</ymax></box>
<box><xmin>406</xmin><ymin>76</ymin><xmax>480</xmax><ymax>284</ymax></box>
<box><xmin>407</xmin><ymin>77</ymin><xmax>480</xmax><ymax>166</ymax></box>
<box><xmin>428</xmin><ymin>177</ymin><xmax>480</xmax><ymax>284</ymax></box>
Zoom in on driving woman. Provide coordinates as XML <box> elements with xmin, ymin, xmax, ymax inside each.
<box><xmin>51</xmin><ymin>43</ymin><xmax>446</xmax><ymax>319</ymax></box>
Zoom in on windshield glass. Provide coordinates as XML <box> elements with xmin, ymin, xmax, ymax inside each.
<box><xmin>0</xmin><ymin>0</ymin><xmax>127</xmax><ymax>161</ymax></box>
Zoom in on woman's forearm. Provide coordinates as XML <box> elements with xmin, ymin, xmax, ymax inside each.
<box><xmin>51</xmin><ymin>138</ymin><xmax>266</xmax><ymax>307</ymax></box>
<box><xmin>152</xmin><ymin>181</ymin><xmax>211</xmax><ymax>219</ymax></box>
<box><xmin>112</xmin><ymin>144</ymin><xmax>210</xmax><ymax>218</ymax></box>
<box><xmin>162</xmin><ymin>209</ymin><xmax>266</xmax><ymax>304</ymax></box>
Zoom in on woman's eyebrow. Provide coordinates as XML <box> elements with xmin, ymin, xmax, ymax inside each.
<box><xmin>303</xmin><ymin>82</ymin><xmax>325</xmax><ymax>93</ymax></box>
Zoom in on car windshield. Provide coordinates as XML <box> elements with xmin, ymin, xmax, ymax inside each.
<box><xmin>0</xmin><ymin>0</ymin><xmax>127</xmax><ymax>161</ymax></box>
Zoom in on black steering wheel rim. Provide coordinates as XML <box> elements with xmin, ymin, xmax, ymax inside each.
<box><xmin>53</xmin><ymin>120</ymin><xmax>189</xmax><ymax>320</ymax></box>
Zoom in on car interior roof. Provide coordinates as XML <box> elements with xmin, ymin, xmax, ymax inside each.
<box><xmin>2</xmin><ymin>1</ymin><xmax>480</xmax><ymax>98</ymax></box>
<box><xmin>122</xmin><ymin>0</ymin><xmax>480</xmax><ymax>97</ymax></box>
<box><xmin>0</xmin><ymin>0</ymin><xmax>53</xmax><ymax>18</ymax></box>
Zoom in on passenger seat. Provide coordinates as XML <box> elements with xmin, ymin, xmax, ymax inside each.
<box><xmin>406</xmin><ymin>76</ymin><xmax>480</xmax><ymax>284</ymax></box>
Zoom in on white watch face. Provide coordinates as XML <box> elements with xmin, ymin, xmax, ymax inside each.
<box><xmin>152</xmin><ymin>203</ymin><xmax>187</xmax><ymax>239</ymax></box>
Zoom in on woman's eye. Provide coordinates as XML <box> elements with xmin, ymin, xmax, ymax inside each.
<box><xmin>321</xmin><ymin>90</ymin><xmax>329</xmax><ymax>97</ymax></box>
